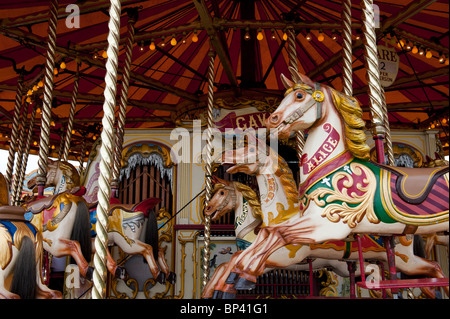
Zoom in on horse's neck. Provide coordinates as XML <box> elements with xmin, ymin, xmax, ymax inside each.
<box><xmin>233</xmin><ymin>190</ymin><xmax>261</xmax><ymax>241</ymax></box>
<box><xmin>300</xmin><ymin>105</ymin><xmax>346</xmax><ymax>185</ymax></box>
<box><xmin>255</xmin><ymin>167</ymin><xmax>297</xmax><ymax>226</ymax></box>
<box><xmin>83</xmin><ymin>161</ymin><xmax>101</xmax><ymax>203</ymax></box>
<box><xmin>53</xmin><ymin>171</ymin><xmax>67</xmax><ymax>194</ymax></box>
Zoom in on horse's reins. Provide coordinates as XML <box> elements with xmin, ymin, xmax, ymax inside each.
<box><xmin>278</xmin><ymin>82</ymin><xmax>324</xmax><ymax>133</ymax></box>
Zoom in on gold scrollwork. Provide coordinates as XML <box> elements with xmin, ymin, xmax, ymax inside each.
<box><xmin>308</xmin><ymin>162</ymin><xmax>379</xmax><ymax>228</ymax></box>
<box><xmin>121</xmin><ymin>143</ymin><xmax>174</xmax><ymax>169</ymax></box>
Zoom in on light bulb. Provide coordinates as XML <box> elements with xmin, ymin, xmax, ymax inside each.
<box><xmin>412</xmin><ymin>45</ymin><xmax>418</xmax><ymax>54</ymax></box>
<box><xmin>257</xmin><ymin>30</ymin><xmax>263</xmax><ymax>41</ymax></box>
<box><xmin>282</xmin><ymin>32</ymin><xmax>288</xmax><ymax>41</ymax></box>
<box><xmin>171</xmin><ymin>36</ymin><xmax>177</xmax><ymax>46</ymax></box>
<box><xmin>317</xmin><ymin>31</ymin><xmax>324</xmax><ymax>42</ymax></box>
<box><xmin>192</xmin><ymin>32</ymin><xmax>198</xmax><ymax>43</ymax></box>
<box><xmin>60</xmin><ymin>61</ymin><xmax>66</xmax><ymax>69</ymax></box>
<box><xmin>426</xmin><ymin>49</ymin><xmax>433</xmax><ymax>59</ymax></box>
<box><xmin>102</xmin><ymin>50</ymin><xmax>108</xmax><ymax>59</ymax></box>
<box><xmin>149</xmin><ymin>42</ymin><xmax>156</xmax><ymax>50</ymax></box>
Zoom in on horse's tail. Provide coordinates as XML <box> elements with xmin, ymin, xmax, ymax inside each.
<box><xmin>413</xmin><ymin>234</ymin><xmax>426</xmax><ymax>259</ymax></box>
<box><xmin>10</xmin><ymin>236</ymin><xmax>37</xmax><ymax>299</ymax></box>
<box><xmin>144</xmin><ymin>209</ymin><xmax>159</xmax><ymax>261</ymax></box>
<box><xmin>71</xmin><ymin>200</ymin><xmax>92</xmax><ymax>263</ymax></box>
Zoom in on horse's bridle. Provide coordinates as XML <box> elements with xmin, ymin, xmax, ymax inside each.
<box><xmin>283</xmin><ymin>82</ymin><xmax>324</xmax><ymax>127</ymax></box>
<box><xmin>215</xmin><ymin>185</ymin><xmax>236</xmax><ymax>213</ymax></box>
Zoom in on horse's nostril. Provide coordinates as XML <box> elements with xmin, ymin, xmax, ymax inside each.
<box><xmin>271</xmin><ymin>114</ymin><xmax>279</xmax><ymax>123</ymax></box>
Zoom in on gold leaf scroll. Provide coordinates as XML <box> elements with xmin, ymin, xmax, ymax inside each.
<box><xmin>308</xmin><ymin>162</ymin><xmax>379</xmax><ymax>228</ymax></box>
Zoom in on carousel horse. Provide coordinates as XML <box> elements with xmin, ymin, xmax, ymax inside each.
<box><xmin>0</xmin><ymin>173</ymin><xmax>61</xmax><ymax>299</ymax></box>
<box><xmin>210</xmin><ymin>147</ymin><xmax>448</xmax><ymax>298</ymax></box>
<box><xmin>220</xmin><ymin>67</ymin><xmax>449</xmax><ymax>290</ymax></box>
<box><xmin>27</xmin><ymin>159</ymin><xmax>174</xmax><ymax>285</ymax></box>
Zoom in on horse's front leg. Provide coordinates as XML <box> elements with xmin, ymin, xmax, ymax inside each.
<box><xmin>212</xmin><ymin>251</ymin><xmax>245</xmax><ymax>299</ymax></box>
<box><xmin>52</xmin><ymin>238</ymin><xmax>92</xmax><ymax>279</ymax></box>
<box><xmin>157</xmin><ymin>247</ymin><xmax>176</xmax><ymax>284</ymax></box>
<box><xmin>201</xmin><ymin>262</ymin><xmax>228</xmax><ymax>299</ymax></box>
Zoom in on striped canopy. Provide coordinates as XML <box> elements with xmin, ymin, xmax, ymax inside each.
<box><xmin>0</xmin><ymin>0</ymin><xmax>448</xmax><ymax>160</ymax></box>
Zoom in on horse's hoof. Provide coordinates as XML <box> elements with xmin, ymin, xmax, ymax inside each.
<box><xmin>225</xmin><ymin>272</ymin><xmax>240</xmax><ymax>284</ymax></box>
<box><xmin>156</xmin><ymin>272</ymin><xmax>166</xmax><ymax>284</ymax></box>
<box><xmin>212</xmin><ymin>290</ymin><xmax>223</xmax><ymax>299</ymax></box>
<box><xmin>115</xmin><ymin>267</ymin><xmax>127</xmax><ymax>280</ymax></box>
<box><xmin>168</xmin><ymin>272</ymin><xmax>176</xmax><ymax>284</ymax></box>
<box><xmin>85</xmin><ymin>267</ymin><xmax>94</xmax><ymax>281</ymax></box>
<box><xmin>234</xmin><ymin>276</ymin><xmax>256</xmax><ymax>290</ymax></box>
<box><xmin>222</xmin><ymin>292</ymin><xmax>236</xmax><ymax>299</ymax></box>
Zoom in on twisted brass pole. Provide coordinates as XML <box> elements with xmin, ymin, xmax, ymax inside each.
<box><xmin>61</xmin><ymin>65</ymin><xmax>80</xmax><ymax>162</ymax></box>
<box><xmin>11</xmin><ymin>103</ymin><xmax>28</xmax><ymax>205</ymax></box>
<box><xmin>286</xmin><ymin>27</ymin><xmax>305</xmax><ymax>162</ymax></box>
<box><xmin>5</xmin><ymin>73</ymin><xmax>24</xmax><ymax>187</ymax></box>
<box><xmin>111</xmin><ymin>13</ymin><xmax>137</xmax><ymax>191</ymax></box>
<box><xmin>202</xmin><ymin>49</ymin><xmax>215</xmax><ymax>290</ymax></box>
<box><xmin>92</xmin><ymin>0</ymin><xmax>122</xmax><ymax>299</ymax></box>
<box><xmin>342</xmin><ymin>0</ymin><xmax>353</xmax><ymax>97</ymax></box>
<box><xmin>14</xmin><ymin>103</ymin><xmax>38</xmax><ymax>205</ymax></box>
<box><xmin>361</xmin><ymin>0</ymin><xmax>387</xmax><ymax>165</ymax></box>
<box><xmin>36</xmin><ymin>0</ymin><xmax>59</xmax><ymax>196</ymax></box>
<box><xmin>381</xmin><ymin>86</ymin><xmax>394</xmax><ymax>165</ymax></box>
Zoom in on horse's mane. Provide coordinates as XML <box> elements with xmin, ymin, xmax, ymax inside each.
<box><xmin>271</xmin><ymin>153</ymin><xmax>299</xmax><ymax>204</ymax></box>
<box><xmin>213</xmin><ymin>182</ymin><xmax>262</xmax><ymax>219</ymax></box>
<box><xmin>330</xmin><ymin>89</ymin><xmax>370</xmax><ymax>161</ymax></box>
<box><xmin>59</xmin><ymin>161</ymin><xmax>81</xmax><ymax>189</ymax></box>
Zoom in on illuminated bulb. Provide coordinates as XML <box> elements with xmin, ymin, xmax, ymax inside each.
<box><xmin>93</xmin><ymin>135</ymin><xmax>97</xmax><ymax>141</ymax></box>
<box><xmin>38</xmin><ymin>80</ymin><xmax>44</xmax><ymax>88</ymax></box>
<box><xmin>171</xmin><ymin>36</ymin><xmax>177</xmax><ymax>46</ymax></box>
<box><xmin>33</xmin><ymin>85</ymin><xmax>38</xmax><ymax>91</ymax></box>
<box><xmin>149</xmin><ymin>41</ymin><xmax>156</xmax><ymax>50</ymax></box>
<box><xmin>397</xmin><ymin>39</ymin><xmax>405</xmax><ymax>48</ymax></box>
<box><xmin>271</xmin><ymin>29</ymin><xmax>276</xmax><ymax>39</ymax></box>
<box><xmin>192</xmin><ymin>31</ymin><xmax>198</xmax><ymax>43</ymax></box>
<box><xmin>317</xmin><ymin>31</ymin><xmax>324</xmax><ymax>42</ymax></box>
<box><xmin>355</xmin><ymin>32</ymin><xmax>361</xmax><ymax>40</ymax></box>
<box><xmin>426</xmin><ymin>49</ymin><xmax>433</xmax><ymax>59</ymax></box>
<box><xmin>332</xmin><ymin>30</ymin><xmax>337</xmax><ymax>41</ymax></box>
<box><xmin>102</xmin><ymin>50</ymin><xmax>108</xmax><ymax>59</ymax></box>
<box><xmin>51</xmin><ymin>145</ymin><xmax>55</xmax><ymax>150</ymax></box>
<box><xmin>445</xmin><ymin>142</ymin><xmax>449</xmax><ymax>147</ymax></box>
<box><xmin>60</xmin><ymin>61</ymin><xmax>66</xmax><ymax>69</ymax></box>
<box><xmin>306</xmin><ymin>32</ymin><xmax>312</xmax><ymax>41</ymax></box>
<box><xmin>36</xmin><ymin>107</ymin><xmax>41</xmax><ymax>114</ymax></box>
<box><xmin>50</xmin><ymin>121</ymin><xmax>55</xmax><ymax>127</ymax></box>
<box><xmin>282</xmin><ymin>32</ymin><xmax>288</xmax><ymax>41</ymax></box>
<box><xmin>54</xmin><ymin>68</ymin><xmax>58</xmax><ymax>75</ymax></box>
<box><xmin>431</xmin><ymin>123</ymin><xmax>435</xmax><ymax>129</ymax></box>
<box><xmin>244</xmin><ymin>28</ymin><xmax>251</xmax><ymax>41</ymax></box>
<box><xmin>419</xmin><ymin>47</ymin><xmax>425</xmax><ymax>55</ymax></box>
<box><xmin>27</xmin><ymin>89</ymin><xmax>33</xmax><ymax>96</ymax></box>
<box><xmin>257</xmin><ymin>30</ymin><xmax>263</xmax><ymax>41</ymax></box>
<box><xmin>439</xmin><ymin>54</ymin><xmax>445</xmax><ymax>64</ymax></box>
<box><xmin>26</xmin><ymin>96</ymin><xmax>31</xmax><ymax>103</ymax></box>
<box><xmin>93</xmin><ymin>52</ymin><xmax>98</xmax><ymax>59</ymax></box>
<box><xmin>406</xmin><ymin>42</ymin><xmax>412</xmax><ymax>51</ymax></box>
<box><xmin>446</xmin><ymin>57</ymin><xmax>449</xmax><ymax>65</ymax></box>
<box><xmin>71</xmin><ymin>129</ymin><xmax>75</xmax><ymax>134</ymax></box>
<box><xmin>442</xmin><ymin>118</ymin><xmax>447</xmax><ymax>124</ymax></box>
<box><xmin>85</xmin><ymin>151</ymin><xmax>89</xmax><ymax>155</ymax></box>
<box><xmin>411</xmin><ymin>45</ymin><xmax>418</xmax><ymax>54</ymax></box>
<box><xmin>33</xmin><ymin>141</ymin><xmax>37</xmax><ymax>146</ymax></box>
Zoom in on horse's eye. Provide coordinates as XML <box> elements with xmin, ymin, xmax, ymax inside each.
<box><xmin>220</xmin><ymin>191</ymin><xmax>224</xmax><ymax>195</ymax></box>
<box><xmin>296</xmin><ymin>92</ymin><xmax>304</xmax><ymax>99</ymax></box>
<box><xmin>250</xmin><ymin>147</ymin><xmax>255</xmax><ymax>152</ymax></box>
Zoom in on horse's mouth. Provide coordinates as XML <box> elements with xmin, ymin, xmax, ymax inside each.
<box><xmin>205</xmin><ymin>207</ymin><xmax>220</xmax><ymax>220</ymax></box>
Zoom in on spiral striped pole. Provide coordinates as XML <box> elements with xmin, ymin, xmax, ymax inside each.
<box><xmin>92</xmin><ymin>0</ymin><xmax>122</xmax><ymax>299</ymax></box>
<box><xmin>381</xmin><ymin>86</ymin><xmax>394</xmax><ymax>165</ymax></box>
<box><xmin>36</xmin><ymin>0</ymin><xmax>59</xmax><ymax>196</ymax></box>
<box><xmin>360</xmin><ymin>0</ymin><xmax>386</xmax><ymax>164</ymax></box>
<box><xmin>342</xmin><ymin>0</ymin><xmax>353</xmax><ymax>97</ymax></box>
<box><xmin>14</xmin><ymin>103</ymin><xmax>38</xmax><ymax>205</ymax></box>
<box><xmin>61</xmin><ymin>64</ymin><xmax>80</xmax><ymax>162</ymax></box>
<box><xmin>286</xmin><ymin>27</ymin><xmax>305</xmax><ymax>162</ymax></box>
<box><xmin>202</xmin><ymin>48</ymin><xmax>215</xmax><ymax>290</ymax></box>
<box><xmin>11</xmin><ymin>103</ymin><xmax>28</xmax><ymax>205</ymax></box>
<box><xmin>5</xmin><ymin>73</ymin><xmax>24</xmax><ymax>187</ymax></box>
<box><xmin>111</xmin><ymin>12</ymin><xmax>137</xmax><ymax>195</ymax></box>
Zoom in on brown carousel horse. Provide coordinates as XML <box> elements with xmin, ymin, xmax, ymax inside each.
<box><xmin>219</xmin><ymin>67</ymin><xmax>449</xmax><ymax>292</ymax></box>
<box><xmin>0</xmin><ymin>172</ymin><xmax>61</xmax><ymax>299</ymax></box>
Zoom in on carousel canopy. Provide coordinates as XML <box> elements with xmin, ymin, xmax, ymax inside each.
<box><xmin>0</xmin><ymin>0</ymin><xmax>448</xmax><ymax>161</ymax></box>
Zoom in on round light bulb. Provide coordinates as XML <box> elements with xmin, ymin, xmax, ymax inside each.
<box><xmin>171</xmin><ymin>37</ymin><xmax>177</xmax><ymax>46</ymax></box>
<box><xmin>192</xmin><ymin>33</ymin><xmax>198</xmax><ymax>43</ymax></box>
<box><xmin>149</xmin><ymin>42</ymin><xmax>156</xmax><ymax>50</ymax></box>
<box><xmin>257</xmin><ymin>31</ymin><xmax>263</xmax><ymax>41</ymax></box>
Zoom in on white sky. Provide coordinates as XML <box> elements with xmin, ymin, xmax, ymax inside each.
<box><xmin>0</xmin><ymin>149</ymin><xmax>79</xmax><ymax>177</ymax></box>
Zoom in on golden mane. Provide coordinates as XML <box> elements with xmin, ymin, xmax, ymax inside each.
<box><xmin>233</xmin><ymin>182</ymin><xmax>262</xmax><ymax>219</ymax></box>
<box><xmin>272</xmin><ymin>153</ymin><xmax>299</xmax><ymax>204</ymax></box>
<box><xmin>331</xmin><ymin>89</ymin><xmax>370</xmax><ymax>161</ymax></box>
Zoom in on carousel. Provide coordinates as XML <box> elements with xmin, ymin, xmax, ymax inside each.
<box><xmin>0</xmin><ymin>0</ymin><xmax>448</xmax><ymax>300</ymax></box>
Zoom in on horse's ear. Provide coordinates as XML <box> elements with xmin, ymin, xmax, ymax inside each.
<box><xmin>280</xmin><ymin>73</ymin><xmax>294</xmax><ymax>90</ymax></box>
<box><xmin>289</xmin><ymin>66</ymin><xmax>315</xmax><ymax>87</ymax></box>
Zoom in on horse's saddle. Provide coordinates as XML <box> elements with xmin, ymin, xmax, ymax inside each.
<box><xmin>377</xmin><ymin>164</ymin><xmax>449</xmax><ymax>204</ymax></box>
<box><xmin>26</xmin><ymin>187</ymin><xmax>86</xmax><ymax>214</ymax></box>
<box><xmin>0</xmin><ymin>205</ymin><xmax>26</xmax><ymax>221</ymax></box>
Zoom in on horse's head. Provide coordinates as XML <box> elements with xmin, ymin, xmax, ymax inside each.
<box><xmin>204</xmin><ymin>178</ymin><xmax>236</xmax><ymax>221</ymax></box>
<box><xmin>220</xmin><ymin>133</ymin><xmax>275</xmax><ymax>175</ymax></box>
<box><xmin>27</xmin><ymin>160</ymin><xmax>80</xmax><ymax>191</ymax></box>
<box><xmin>266</xmin><ymin>67</ymin><xmax>326</xmax><ymax>139</ymax></box>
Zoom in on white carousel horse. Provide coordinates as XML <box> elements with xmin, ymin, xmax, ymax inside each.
<box><xmin>27</xmin><ymin>159</ymin><xmax>174</xmax><ymax>285</ymax></box>
<box><xmin>220</xmin><ymin>68</ymin><xmax>449</xmax><ymax>290</ymax></box>
<box><xmin>0</xmin><ymin>173</ymin><xmax>61</xmax><ymax>299</ymax></box>
<box><xmin>213</xmin><ymin>146</ymin><xmax>448</xmax><ymax>299</ymax></box>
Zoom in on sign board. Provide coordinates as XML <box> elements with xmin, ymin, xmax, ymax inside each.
<box><xmin>377</xmin><ymin>45</ymin><xmax>399</xmax><ymax>87</ymax></box>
